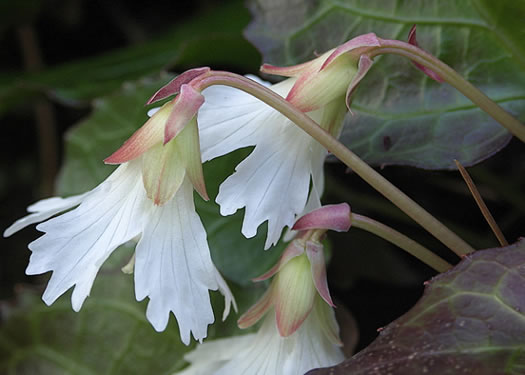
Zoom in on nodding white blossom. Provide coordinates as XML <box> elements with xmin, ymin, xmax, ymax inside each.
<box><xmin>197</xmin><ymin>34</ymin><xmax>379</xmax><ymax>249</ymax></box>
<box><xmin>197</xmin><ymin>76</ymin><xmax>339</xmax><ymax>250</ymax></box>
<box><xmin>174</xmin><ymin>297</ymin><xmax>344</xmax><ymax>375</ymax></box>
<box><xmin>4</xmin><ymin>87</ymin><xmax>236</xmax><ymax>345</ymax></box>
<box><xmin>173</xmin><ymin>204</ymin><xmax>352</xmax><ymax>375</ymax></box>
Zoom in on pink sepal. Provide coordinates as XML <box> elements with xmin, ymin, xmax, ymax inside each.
<box><xmin>306</xmin><ymin>240</ymin><xmax>334</xmax><ymax>307</ymax></box>
<box><xmin>407</xmin><ymin>25</ymin><xmax>444</xmax><ymax>83</ymax></box>
<box><xmin>293</xmin><ymin>203</ymin><xmax>351</xmax><ymax>232</ymax></box>
<box><xmin>164</xmin><ymin>84</ymin><xmax>205</xmax><ymax>144</ymax></box>
<box><xmin>104</xmin><ymin>102</ymin><xmax>170</xmax><ymax>164</ymax></box>
<box><xmin>320</xmin><ymin>33</ymin><xmax>381</xmax><ymax>71</ymax></box>
<box><xmin>345</xmin><ymin>55</ymin><xmax>373</xmax><ymax>110</ymax></box>
<box><xmin>237</xmin><ymin>285</ymin><xmax>274</xmax><ymax>329</ymax></box>
<box><xmin>146</xmin><ymin>67</ymin><xmax>210</xmax><ymax>104</ymax></box>
<box><xmin>252</xmin><ymin>240</ymin><xmax>305</xmax><ymax>282</ymax></box>
<box><xmin>260</xmin><ymin>59</ymin><xmax>316</xmax><ymax>77</ymax></box>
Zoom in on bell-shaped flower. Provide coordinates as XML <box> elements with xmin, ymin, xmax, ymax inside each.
<box><xmin>173</xmin><ymin>205</ymin><xmax>350</xmax><ymax>375</ymax></box>
<box><xmin>198</xmin><ymin>34</ymin><xmax>379</xmax><ymax>249</ymax></box>
<box><xmin>237</xmin><ymin>203</ymin><xmax>351</xmax><ymax>336</ymax></box>
<box><xmin>3</xmin><ymin>76</ymin><xmax>236</xmax><ymax>345</ymax></box>
<box><xmin>174</xmin><ymin>296</ymin><xmax>343</xmax><ymax>375</ymax></box>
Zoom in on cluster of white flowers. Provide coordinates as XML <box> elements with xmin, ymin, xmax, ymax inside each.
<box><xmin>5</xmin><ymin>33</ymin><xmax>382</xmax><ymax>374</ymax></box>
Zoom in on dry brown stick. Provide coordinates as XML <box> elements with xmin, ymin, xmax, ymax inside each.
<box><xmin>16</xmin><ymin>24</ymin><xmax>58</xmax><ymax>197</ymax></box>
<box><xmin>454</xmin><ymin>159</ymin><xmax>508</xmax><ymax>247</ymax></box>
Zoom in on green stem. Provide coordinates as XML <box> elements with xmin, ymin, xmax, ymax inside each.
<box><xmin>195</xmin><ymin>72</ymin><xmax>474</xmax><ymax>257</ymax></box>
<box><xmin>370</xmin><ymin>39</ymin><xmax>525</xmax><ymax>143</ymax></box>
<box><xmin>351</xmin><ymin>213</ymin><xmax>452</xmax><ymax>272</ymax></box>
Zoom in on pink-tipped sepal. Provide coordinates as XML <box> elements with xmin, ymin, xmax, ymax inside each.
<box><xmin>237</xmin><ymin>203</ymin><xmax>352</xmax><ymax>338</ymax></box>
<box><xmin>407</xmin><ymin>25</ymin><xmax>444</xmax><ymax>83</ymax></box>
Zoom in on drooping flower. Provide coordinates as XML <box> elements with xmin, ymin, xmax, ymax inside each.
<box><xmin>4</xmin><ymin>75</ymin><xmax>236</xmax><ymax>345</ymax></box>
<box><xmin>174</xmin><ymin>297</ymin><xmax>343</xmax><ymax>375</ymax></box>
<box><xmin>174</xmin><ymin>204</ymin><xmax>351</xmax><ymax>375</ymax></box>
<box><xmin>197</xmin><ymin>34</ymin><xmax>380</xmax><ymax>249</ymax></box>
<box><xmin>237</xmin><ymin>203</ymin><xmax>351</xmax><ymax>336</ymax></box>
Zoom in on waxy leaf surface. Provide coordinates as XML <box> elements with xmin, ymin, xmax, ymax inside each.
<box><xmin>245</xmin><ymin>0</ymin><xmax>525</xmax><ymax>169</ymax></box>
<box><xmin>309</xmin><ymin>240</ymin><xmax>525</xmax><ymax>374</ymax></box>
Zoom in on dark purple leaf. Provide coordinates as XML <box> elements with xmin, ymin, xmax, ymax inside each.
<box><xmin>308</xmin><ymin>239</ymin><xmax>525</xmax><ymax>375</ymax></box>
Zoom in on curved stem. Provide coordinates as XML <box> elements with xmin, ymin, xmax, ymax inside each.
<box><xmin>194</xmin><ymin>72</ymin><xmax>474</xmax><ymax>257</ymax></box>
<box><xmin>351</xmin><ymin>213</ymin><xmax>452</xmax><ymax>272</ymax></box>
<box><xmin>370</xmin><ymin>39</ymin><xmax>525</xmax><ymax>143</ymax></box>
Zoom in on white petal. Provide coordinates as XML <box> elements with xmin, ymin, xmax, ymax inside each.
<box><xmin>286</xmin><ymin>299</ymin><xmax>344</xmax><ymax>372</ymax></box>
<box><xmin>134</xmin><ymin>178</ymin><xmax>218</xmax><ymax>344</ymax></box>
<box><xmin>4</xmin><ymin>194</ymin><xmax>87</xmax><ymax>237</ymax></box>
<box><xmin>199</xmin><ymin>86</ymin><xmax>268</xmax><ymax>162</ymax></box>
<box><xmin>214</xmin><ymin>269</ymin><xmax>237</xmax><ymax>321</ymax></box>
<box><xmin>147</xmin><ymin>107</ymin><xmax>161</xmax><ymax>117</ymax></box>
<box><xmin>216</xmin><ymin>303</ymin><xmax>343</xmax><ymax>375</ymax></box>
<box><xmin>176</xmin><ymin>334</ymin><xmax>256</xmax><ymax>375</ymax></box>
<box><xmin>216</xmin><ymin>123</ymin><xmax>319</xmax><ymax>249</ymax></box>
<box><xmin>201</xmin><ymin>75</ymin><xmax>328</xmax><ymax>249</ymax></box>
<box><xmin>198</xmin><ymin>77</ymin><xmax>296</xmax><ymax>162</ymax></box>
<box><xmin>26</xmin><ymin>161</ymin><xmax>148</xmax><ymax>311</ymax></box>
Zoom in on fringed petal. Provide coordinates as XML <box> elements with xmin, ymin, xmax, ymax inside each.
<box><xmin>198</xmin><ymin>76</ymin><xmax>291</xmax><ymax>162</ymax></box>
<box><xmin>4</xmin><ymin>194</ymin><xmax>87</xmax><ymax>237</ymax></box>
<box><xmin>134</xmin><ymin>178</ymin><xmax>218</xmax><ymax>344</ymax></box>
<box><xmin>216</xmin><ymin>123</ymin><xmax>316</xmax><ymax>249</ymax></box>
<box><xmin>26</xmin><ymin>161</ymin><xmax>148</xmax><ymax>311</ymax></box>
<box><xmin>214</xmin><ymin>268</ymin><xmax>237</xmax><ymax>321</ymax></box>
<box><xmin>175</xmin><ymin>301</ymin><xmax>343</xmax><ymax>375</ymax></box>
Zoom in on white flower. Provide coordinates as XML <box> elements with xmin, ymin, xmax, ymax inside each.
<box><xmin>4</xmin><ymin>104</ymin><xmax>236</xmax><ymax>345</ymax></box>
<box><xmin>175</xmin><ymin>297</ymin><xmax>344</xmax><ymax>375</ymax></box>
<box><xmin>197</xmin><ymin>33</ymin><xmax>382</xmax><ymax>250</ymax></box>
<box><xmin>198</xmin><ymin>76</ymin><xmax>339</xmax><ymax>249</ymax></box>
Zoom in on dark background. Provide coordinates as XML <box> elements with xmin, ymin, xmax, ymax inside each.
<box><xmin>1</xmin><ymin>0</ymin><xmax>524</xmax><ymax>354</ymax></box>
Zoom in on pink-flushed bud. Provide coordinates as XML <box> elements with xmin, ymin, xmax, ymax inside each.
<box><xmin>106</xmin><ymin>85</ymin><xmax>205</xmax><ymax>164</ymax></box>
<box><xmin>106</xmin><ymin>71</ymin><xmax>209</xmax><ymax>204</ymax></box>
<box><xmin>273</xmin><ymin>253</ymin><xmax>317</xmax><ymax>336</ymax></box>
<box><xmin>293</xmin><ymin>203</ymin><xmax>351</xmax><ymax>232</ymax></box>
<box><xmin>141</xmin><ymin>115</ymin><xmax>208</xmax><ymax>205</ymax></box>
<box><xmin>407</xmin><ymin>25</ymin><xmax>444</xmax><ymax>83</ymax></box>
<box><xmin>147</xmin><ymin>67</ymin><xmax>210</xmax><ymax>105</ymax></box>
<box><xmin>262</xmin><ymin>33</ymin><xmax>381</xmax><ymax>113</ymax></box>
<box><xmin>104</xmin><ymin>101</ymin><xmax>172</xmax><ymax>164</ymax></box>
<box><xmin>237</xmin><ymin>204</ymin><xmax>351</xmax><ymax>337</ymax></box>
<box><xmin>163</xmin><ymin>84</ymin><xmax>205</xmax><ymax>144</ymax></box>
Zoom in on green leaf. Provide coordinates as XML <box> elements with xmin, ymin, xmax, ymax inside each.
<box><xmin>0</xmin><ymin>248</ymin><xmax>266</xmax><ymax>374</ymax></box>
<box><xmin>1</xmin><ymin>0</ymin><xmax>260</xmax><ymax>114</ymax></box>
<box><xmin>0</xmin><ymin>76</ymin><xmax>283</xmax><ymax>373</ymax></box>
<box><xmin>56</xmin><ymin>77</ymin><xmax>283</xmax><ymax>285</ymax></box>
<box><xmin>0</xmin><ymin>249</ymin><xmax>189</xmax><ymax>375</ymax></box>
<box><xmin>245</xmin><ymin>0</ymin><xmax>525</xmax><ymax>169</ymax></box>
<box><xmin>309</xmin><ymin>239</ymin><xmax>525</xmax><ymax>375</ymax></box>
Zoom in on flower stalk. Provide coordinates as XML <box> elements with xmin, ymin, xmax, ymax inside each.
<box><xmin>350</xmin><ymin>213</ymin><xmax>453</xmax><ymax>272</ymax></box>
<box><xmin>368</xmin><ymin>37</ymin><xmax>525</xmax><ymax>144</ymax></box>
<box><xmin>191</xmin><ymin>71</ymin><xmax>474</xmax><ymax>257</ymax></box>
